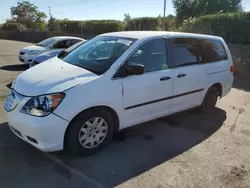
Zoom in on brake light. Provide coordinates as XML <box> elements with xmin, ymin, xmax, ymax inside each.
<box><xmin>230</xmin><ymin>65</ymin><xmax>234</xmax><ymax>73</ymax></box>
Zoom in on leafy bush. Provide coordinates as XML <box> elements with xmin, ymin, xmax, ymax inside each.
<box><xmin>126</xmin><ymin>17</ymin><xmax>161</xmax><ymax>30</ymax></box>
<box><xmin>58</xmin><ymin>20</ymin><xmax>125</xmax><ymax>35</ymax></box>
<box><xmin>1</xmin><ymin>23</ymin><xmax>27</xmax><ymax>31</ymax></box>
<box><xmin>180</xmin><ymin>12</ymin><xmax>250</xmax><ymax>44</ymax></box>
<box><xmin>177</xmin><ymin>17</ymin><xmax>197</xmax><ymax>32</ymax></box>
<box><xmin>236</xmin><ymin>57</ymin><xmax>250</xmax><ymax>64</ymax></box>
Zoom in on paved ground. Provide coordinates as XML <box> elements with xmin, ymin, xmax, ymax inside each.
<box><xmin>0</xmin><ymin>40</ymin><xmax>250</xmax><ymax>188</ymax></box>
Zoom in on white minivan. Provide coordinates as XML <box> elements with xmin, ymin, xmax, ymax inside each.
<box><xmin>4</xmin><ymin>31</ymin><xmax>234</xmax><ymax>154</ymax></box>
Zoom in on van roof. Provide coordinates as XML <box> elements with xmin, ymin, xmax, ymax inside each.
<box><xmin>100</xmin><ymin>31</ymin><xmax>222</xmax><ymax>40</ymax></box>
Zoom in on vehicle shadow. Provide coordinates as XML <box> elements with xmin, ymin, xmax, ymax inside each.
<box><xmin>0</xmin><ymin>64</ymin><xmax>28</xmax><ymax>72</ymax></box>
<box><xmin>54</xmin><ymin>107</ymin><xmax>226</xmax><ymax>187</ymax></box>
<box><xmin>0</xmin><ymin>122</ymin><xmax>98</xmax><ymax>188</ymax></box>
<box><xmin>233</xmin><ymin>77</ymin><xmax>250</xmax><ymax>92</ymax></box>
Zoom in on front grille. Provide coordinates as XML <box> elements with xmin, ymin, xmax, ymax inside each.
<box><xmin>20</xmin><ymin>52</ymin><xmax>25</xmax><ymax>55</ymax></box>
<box><xmin>4</xmin><ymin>90</ymin><xmax>24</xmax><ymax>112</ymax></box>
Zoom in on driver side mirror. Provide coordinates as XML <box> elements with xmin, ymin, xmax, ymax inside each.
<box><xmin>126</xmin><ymin>62</ymin><xmax>144</xmax><ymax>75</ymax></box>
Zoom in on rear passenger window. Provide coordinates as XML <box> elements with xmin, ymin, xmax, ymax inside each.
<box><xmin>167</xmin><ymin>38</ymin><xmax>200</xmax><ymax>68</ymax></box>
<box><xmin>168</xmin><ymin>38</ymin><xmax>228</xmax><ymax>68</ymax></box>
<box><xmin>199</xmin><ymin>39</ymin><xmax>228</xmax><ymax>63</ymax></box>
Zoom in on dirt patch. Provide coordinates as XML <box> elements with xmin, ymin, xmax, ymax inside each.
<box><xmin>241</xmin><ymin>130</ymin><xmax>250</xmax><ymax>136</ymax></box>
<box><xmin>221</xmin><ymin>165</ymin><xmax>248</xmax><ymax>186</ymax></box>
<box><xmin>0</xmin><ymin>95</ymin><xmax>7</xmax><ymax>100</ymax></box>
<box><xmin>230</xmin><ymin>108</ymin><xmax>245</xmax><ymax>133</ymax></box>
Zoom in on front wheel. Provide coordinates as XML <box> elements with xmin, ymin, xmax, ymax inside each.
<box><xmin>200</xmin><ymin>87</ymin><xmax>219</xmax><ymax>112</ymax></box>
<box><xmin>65</xmin><ymin>109</ymin><xmax>114</xmax><ymax>155</ymax></box>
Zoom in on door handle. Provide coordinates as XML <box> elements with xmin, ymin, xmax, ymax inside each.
<box><xmin>160</xmin><ymin>76</ymin><xmax>171</xmax><ymax>81</ymax></box>
<box><xmin>177</xmin><ymin>73</ymin><xmax>187</xmax><ymax>78</ymax></box>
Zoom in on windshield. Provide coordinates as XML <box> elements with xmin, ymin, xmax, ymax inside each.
<box><xmin>37</xmin><ymin>37</ymin><xmax>57</xmax><ymax>47</ymax></box>
<box><xmin>62</xmin><ymin>36</ymin><xmax>136</xmax><ymax>75</ymax></box>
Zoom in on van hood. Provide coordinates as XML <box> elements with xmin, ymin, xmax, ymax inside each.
<box><xmin>21</xmin><ymin>45</ymin><xmax>46</xmax><ymax>52</ymax></box>
<box><xmin>12</xmin><ymin>57</ymin><xmax>97</xmax><ymax>96</ymax></box>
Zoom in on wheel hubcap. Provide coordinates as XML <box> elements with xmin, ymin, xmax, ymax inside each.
<box><xmin>78</xmin><ymin>117</ymin><xmax>108</xmax><ymax>149</ymax></box>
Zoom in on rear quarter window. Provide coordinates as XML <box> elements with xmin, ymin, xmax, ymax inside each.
<box><xmin>167</xmin><ymin>37</ymin><xmax>228</xmax><ymax>68</ymax></box>
<box><xmin>199</xmin><ymin>39</ymin><xmax>228</xmax><ymax>63</ymax></box>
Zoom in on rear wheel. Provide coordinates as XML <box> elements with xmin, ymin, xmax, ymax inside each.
<box><xmin>65</xmin><ymin>109</ymin><xmax>114</xmax><ymax>155</ymax></box>
<box><xmin>200</xmin><ymin>87</ymin><xmax>219</xmax><ymax>112</ymax></box>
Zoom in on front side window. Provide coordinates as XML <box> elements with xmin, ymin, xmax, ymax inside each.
<box><xmin>168</xmin><ymin>38</ymin><xmax>200</xmax><ymax>68</ymax></box>
<box><xmin>53</xmin><ymin>39</ymin><xmax>71</xmax><ymax>49</ymax></box>
<box><xmin>62</xmin><ymin>36</ymin><xmax>136</xmax><ymax>75</ymax></box>
<box><xmin>127</xmin><ymin>38</ymin><xmax>168</xmax><ymax>72</ymax></box>
<box><xmin>37</xmin><ymin>37</ymin><xmax>57</xmax><ymax>47</ymax></box>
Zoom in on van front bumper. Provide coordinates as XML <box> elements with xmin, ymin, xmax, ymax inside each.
<box><xmin>4</xmin><ymin>98</ymin><xmax>69</xmax><ymax>152</ymax></box>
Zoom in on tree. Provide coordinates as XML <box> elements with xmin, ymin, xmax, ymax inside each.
<box><xmin>10</xmin><ymin>1</ymin><xmax>47</xmax><ymax>31</ymax></box>
<box><xmin>124</xmin><ymin>13</ymin><xmax>131</xmax><ymax>24</ymax></box>
<box><xmin>173</xmin><ymin>0</ymin><xmax>243</xmax><ymax>25</ymax></box>
<box><xmin>48</xmin><ymin>16</ymin><xmax>61</xmax><ymax>32</ymax></box>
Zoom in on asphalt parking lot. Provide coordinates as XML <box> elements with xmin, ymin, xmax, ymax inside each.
<box><xmin>0</xmin><ymin>39</ymin><xmax>250</xmax><ymax>188</ymax></box>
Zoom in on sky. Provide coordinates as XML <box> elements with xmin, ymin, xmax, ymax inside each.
<box><xmin>1</xmin><ymin>0</ymin><xmax>250</xmax><ymax>23</ymax></box>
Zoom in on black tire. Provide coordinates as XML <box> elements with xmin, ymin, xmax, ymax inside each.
<box><xmin>200</xmin><ymin>87</ymin><xmax>218</xmax><ymax>113</ymax></box>
<box><xmin>65</xmin><ymin>108</ymin><xmax>114</xmax><ymax>155</ymax></box>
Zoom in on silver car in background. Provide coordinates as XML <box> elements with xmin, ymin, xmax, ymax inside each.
<box><xmin>31</xmin><ymin>40</ymin><xmax>87</xmax><ymax>67</ymax></box>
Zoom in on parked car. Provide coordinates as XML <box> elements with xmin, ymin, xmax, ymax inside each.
<box><xmin>32</xmin><ymin>40</ymin><xmax>87</xmax><ymax>67</ymax></box>
<box><xmin>18</xmin><ymin>36</ymin><xmax>84</xmax><ymax>66</ymax></box>
<box><xmin>4</xmin><ymin>31</ymin><xmax>234</xmax><ymax>154</ymax></box>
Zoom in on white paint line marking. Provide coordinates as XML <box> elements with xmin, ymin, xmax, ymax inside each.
<box><xmin>44</xmin><ymin>152</ymin><xmax>105</xmax><ymax>188</ymax></box>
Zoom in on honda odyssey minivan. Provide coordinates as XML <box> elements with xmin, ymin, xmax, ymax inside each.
<box><xmin>4</xmin><ymin>31</ymin><xmax>234</xmax><ymax>154</ymax></box>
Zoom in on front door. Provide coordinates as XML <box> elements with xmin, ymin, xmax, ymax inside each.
<box><xmin>120</xmin><ymin>38</ymin><xmax>174</xmax><ymax>128</ymax></box>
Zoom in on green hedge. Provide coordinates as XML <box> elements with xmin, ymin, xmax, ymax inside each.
<box><xmin>1</xmin><ymin>23</ymin><xmax>27</xmax><ymax>31</ymax></box>
<box><xmin>126</xmin><ymin>17</ymin><xmax>161</xmax><ymax>30</ymax></box>
<box><xmin>183</xmin><ymin>12</ymin><xmax>250</xmax><ymax>44</ymax></box>
<box><xmin>58</xmin><ymin>20</ymin><xmax>125</xmax><ymax>35</ymax></box>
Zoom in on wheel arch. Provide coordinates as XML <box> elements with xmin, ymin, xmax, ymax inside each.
<box><xmin>63</xmin><ymin>105</ymin><xmax>120</xmax><ymax>148</ymax></box>
<box><xmin>208</xmin><ymin>82</ymin><xmax>223</xmax><ymax>98</ymax></box>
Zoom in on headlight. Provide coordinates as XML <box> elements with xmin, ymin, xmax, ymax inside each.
<box><xmin>29</xmin><ymin>50</ymin><xmax>40</xmax><ymax>55</ymax></box>
<box><xmin>20</xmin><ymin>93</ymin><xmax>65</xmax><ymax>117</ymax></box>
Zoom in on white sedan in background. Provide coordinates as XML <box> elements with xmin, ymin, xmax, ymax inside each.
<box><xmin>32</xmin><ymin>40</ymin><xmax>87</xmax><ymax>67</ymax></box>
<box><xmin>19</xmin><ymin>36</ymin><xmax>84</xmax><ymax>66</ymax></box>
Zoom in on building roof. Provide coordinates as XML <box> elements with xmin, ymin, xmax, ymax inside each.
<box><xmin>100</xmin><ymin>31</ymin><xmax>222</xmax><ymax>40</ymax></box>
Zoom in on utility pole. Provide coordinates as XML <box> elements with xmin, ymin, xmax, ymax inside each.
<box><xmin>163</xmin><ymin>0</ymin><xmax>166</xmax><ymax>31</ymax></box>
<box><xmin>48</xmin><ymin>6</ymin><xmax>52</xmax><ymax>33</ymax></box>
<box><xmin>48</xmin><ymin>6</ymin><xmax>52</xmax><ymax>18</ymax></box>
